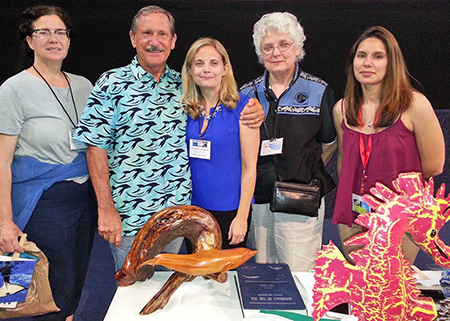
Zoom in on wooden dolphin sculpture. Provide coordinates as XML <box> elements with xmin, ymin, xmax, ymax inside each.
<box><xmin>115</xmin><ymin>205</ymin><xmax>222</xmax><ymax>287</ymax></box>
<box><xmin>115</xmin><ymin>205</ymin><xmax>257</xmax><ymax>315</ymax></box>
<box><xmin>139</xmin><ymin>248</ymin><xmax>257</xmax><ymax>275</ymax></box>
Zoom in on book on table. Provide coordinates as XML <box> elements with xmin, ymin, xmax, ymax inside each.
<box><xmin>235</xmin><ymin>263</ymin><xmax>306</xmax><ymax>316</ymax></box>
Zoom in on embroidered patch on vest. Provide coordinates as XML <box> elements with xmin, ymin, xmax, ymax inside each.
<box><xmin>295</xmin><ymin>92</ymin><xmax>308</xmax><ymax>103</ymax></box>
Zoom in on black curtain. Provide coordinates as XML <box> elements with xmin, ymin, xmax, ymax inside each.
<box><xmin>1</xmin><ymin>0</ymin><xmax>449</xmax><ymax>109</ymax></box>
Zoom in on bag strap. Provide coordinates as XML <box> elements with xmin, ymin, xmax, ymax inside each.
<box><xmin>251</xmin><ymin>81</ymin><xmax>260</xmax><ymax>102</ymax></box>
<box><xmin>11</xmin><ymin>234</ymin><xmax>27</xmax><ymax>261</ymax></box>
<box><xmin>268</xmin><ymin>140</ymin><xmax>282</xmax><ymax>181</ymax></box>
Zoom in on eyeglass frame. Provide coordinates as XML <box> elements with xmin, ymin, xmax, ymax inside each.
<box><xmin>32</xmin><ymin>29</ymin><xmax>71</xmax><ymax>39</ymax></box>
<box><xmin>261</xmin><ymin>41</ymin><xmax>295</xmax><ymax>56</ymax></box>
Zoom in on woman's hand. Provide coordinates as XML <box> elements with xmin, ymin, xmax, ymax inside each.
<box><xmin>228</xmin><ymin>215</ymin><xmax>248</xmax><ymax>245</ymax></box>
<box><xmin>0</xmin><ymin>220</ymin><xmax>24</xmax><ymax>254</ymax></box>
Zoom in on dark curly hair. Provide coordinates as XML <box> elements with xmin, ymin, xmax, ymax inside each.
<box><xmin>18</xmin><ymin>5</ymin><xmax>72</xmax><ymax>68</ymax></box>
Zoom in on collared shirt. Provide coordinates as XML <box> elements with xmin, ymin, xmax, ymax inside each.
<box><xmin>73</xmin><ymin>56</ymin><xmax>191</xmax><ymax>236</ymax></box>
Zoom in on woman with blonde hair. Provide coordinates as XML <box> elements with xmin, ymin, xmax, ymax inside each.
<box><xmin>332</xmin><ymin>26</ymin><xmax>445</xmax><ymax>264</ymax></box>
<box><xmin>181</xmin><ymin>37</ymin><xmax>259</xmax><ymax>249</ymax></box>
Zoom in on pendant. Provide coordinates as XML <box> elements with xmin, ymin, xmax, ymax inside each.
<box><xmin>360</xmin><ymin>170</ymin><xmax>368</xmax><ymax>195</ymax></box>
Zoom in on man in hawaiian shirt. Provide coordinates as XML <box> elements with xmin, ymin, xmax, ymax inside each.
<box><xmin>74</xmin><ymin>5</ymin><xmax>262</xmax><ymax>270</ymax></box>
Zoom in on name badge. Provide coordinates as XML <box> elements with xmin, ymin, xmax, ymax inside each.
<box><xmin>260</xmin><ymin>137</ymin><xmax>283</xmax><ymax>156</ymax></box>
<box><xmin>69</xmin><ymin>130</ymin><xmax>87</xmax><ymax>151</ymax></box>
<box><xmin>352</xmin><ymin>193</ymin><xmax>371</xmax><ymax>214</ymax></box>
<box><xmin>189</xmin><ymin>139</ymin><xmax>211</xmax><ymax>160</ymax></box>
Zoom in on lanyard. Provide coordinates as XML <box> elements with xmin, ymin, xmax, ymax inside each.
<box><xmin>252</xmin><ymin>80</ymin><xmax>278</xmax><ymax>140</ymax></box>
<box><xmin>263</xmin><ymin>99</ymin><xmax>278</xmax><ymax>140</ymax></box>
<box><xmin>199</xmin><ymin>99</ymin><xmax>220</xmax><ymax>139</ymax></box>
<box><xmin>358</xmin><ymin>107</ymin><xmax>380</xmax><ymax>194</ymax></box>
<box><xmin>32</xmin><ymin>65</ymin><xmax>78</xmax><ymax>128</ymax></box>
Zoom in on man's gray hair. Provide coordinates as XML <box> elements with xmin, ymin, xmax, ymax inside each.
<box><xmin>130</xmin><ymin>5</ymin><xmax>175</xmax><ymax>35</ymax></box>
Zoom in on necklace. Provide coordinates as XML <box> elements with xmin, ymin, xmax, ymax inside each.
<box><xmin>201</xmin><ymin>103</ymin><xmax>221</xmax><ymax>121</ymax></box>
<box><xmin>199</xmin><ymin>99</ymin><xmax>221</xmax><ymax>139</ymax></box>
<box><xmin>32</xmin><ymin>65</ymin><xmax>78</xmax><ymax>128</ymax></box>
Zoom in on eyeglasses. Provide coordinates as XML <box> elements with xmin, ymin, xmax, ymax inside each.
<box><xmin>262</xmin><ymin>41</ymin><xmax>295</xmax><ymax>55</ymax></box>
<box><xmin>32</xmin><ymin>29</ymin><xmax>70</xmax><ymax>39</ymax></box>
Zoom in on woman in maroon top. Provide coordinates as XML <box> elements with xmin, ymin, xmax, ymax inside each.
<box><xmin>333</xmin><ymin>26</ymin><xmax>445</xmax><ymax>264</ymax></box>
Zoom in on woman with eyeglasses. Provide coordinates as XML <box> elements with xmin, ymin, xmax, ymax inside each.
<box><xmin>240</xmin><ymin>12</ymin><xmax>336</xmax><ymax>271</ymax></box>
<box><xmin>0</xmin><ymin>5</ymin><xmax>96</xmax><ymax>321</ymax></box>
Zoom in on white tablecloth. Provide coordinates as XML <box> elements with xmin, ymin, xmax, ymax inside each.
<box><xmin>104</xmin><ymin>271</ymin><xmax>243</xmax><ymax>321</ymax></box>
<box><xmin>104</xmin><ymin>271</ymin><xmax>356</xmax><ymax>321</ymax></box>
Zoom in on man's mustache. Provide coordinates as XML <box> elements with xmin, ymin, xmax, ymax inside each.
<box><xmin>145</xmin><ymin>45</ymin><xmax>164</xmax><ymax>53</ymax></box>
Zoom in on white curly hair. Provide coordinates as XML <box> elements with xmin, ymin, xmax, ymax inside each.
<box><xmin>252</xmin><ymin>12</ymin><xmax>306</xmax><ymax>64</ymax></box>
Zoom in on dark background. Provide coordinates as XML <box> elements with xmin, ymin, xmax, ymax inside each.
<box><xmin>1</xmin><ymin>0</ymin><xmax>449</xmax><ymax>109</ymax></box>
<box><xmin>0</xmin><ymin>3</ymin><xmax>449</xmax><ymax>319</ymax></box>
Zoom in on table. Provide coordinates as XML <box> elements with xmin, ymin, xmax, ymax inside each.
<box><xmin>105</xmin><ymin>270</ymin><xmax>443</xmax><ymax>320</ymax></box>
<box><xmin>104</xmin><ymin>271</ymin><xmax>243</xmax><ymax>321</ymax></box>
<box><xmin>104</xmin><ymin>271</ymin><xmax>352</xmax><ymax>321</ymax></box>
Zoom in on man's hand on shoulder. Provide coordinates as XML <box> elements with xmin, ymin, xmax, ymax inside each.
<box><xmin>240</xmin><ymin>98</ymin><xmax>264</xmax><ymax>128</ymax></box>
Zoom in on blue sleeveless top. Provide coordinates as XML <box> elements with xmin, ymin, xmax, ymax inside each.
<box><xmin>186</xmin><ymin>93</ymin><xmax>250</xmax><ymax>210</ymax></box>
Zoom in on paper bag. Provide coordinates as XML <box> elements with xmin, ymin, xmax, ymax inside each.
<box><xmin>0</xmin><ymin>236</ymin><xmax>59</xmax><ymax>318</ymax></box>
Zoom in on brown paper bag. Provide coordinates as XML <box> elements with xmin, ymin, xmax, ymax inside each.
<box><xmin>0</xmin><ymin>235</ymin><xmax>59</xmax><ymax>318</ymax></box>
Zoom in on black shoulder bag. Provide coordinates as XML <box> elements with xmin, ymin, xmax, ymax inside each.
<box><xmin>270</xmin><ymin>160</ymin><xmax>321</xmax><ymax>217</ymax></box>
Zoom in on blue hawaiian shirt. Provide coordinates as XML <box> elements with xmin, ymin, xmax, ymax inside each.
<box><xmin>73</xmin><ymin>56</ymin><xmax>191</xmax><ymax>236</ymax></box>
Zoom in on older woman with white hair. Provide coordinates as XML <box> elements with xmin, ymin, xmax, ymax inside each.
<box><xmin>240</xmin><ymin>12</ymin><xmax>336</xmax><ymax>271</ymax></box>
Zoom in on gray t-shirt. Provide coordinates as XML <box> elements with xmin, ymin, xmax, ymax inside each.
<box><xmin>0</xmin><ymin>70</ymin><xmax>93</xmax><ymax>164</ymax></box>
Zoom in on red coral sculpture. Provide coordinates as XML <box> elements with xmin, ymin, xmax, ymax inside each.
<box><xmin>313</xmin><ymin>172</ymin><xmax>450</xmax><ymax>321</ymax></box>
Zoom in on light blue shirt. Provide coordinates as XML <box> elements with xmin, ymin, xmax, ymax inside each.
<box><xmin>0</xmin><ymin>70</ymin><xmax>92</xmax><ymax>164</ymax></box>
<box><xmin>73</xmin><ymin>56</ymin><xmax>191</xmax><ymax>236</ymax></box>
